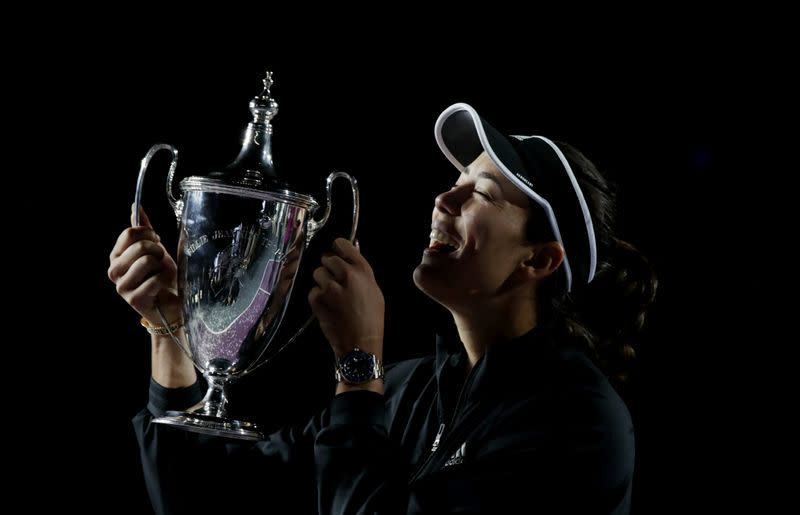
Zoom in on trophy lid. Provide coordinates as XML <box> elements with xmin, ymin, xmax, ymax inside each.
<box><xmin>204</xmin><ymin>71</ymin><xmax>297</xmax><ymax>193</ymax></box>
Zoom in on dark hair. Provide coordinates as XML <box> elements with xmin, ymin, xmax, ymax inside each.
<box><xmin>527</xmin><ymin>142</ymin><xmax>658</xmax><ymax>386</ymax></box>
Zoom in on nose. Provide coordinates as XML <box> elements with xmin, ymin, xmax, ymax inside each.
<box><xmin>434</xmin><ymin>184</ymin><xmax>468</xmax><ymax>216</ymax></box>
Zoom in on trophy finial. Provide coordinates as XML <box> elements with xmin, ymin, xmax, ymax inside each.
<box><xmin>250</xmin><ymin>70</ymin><xmax>278</xmax><ymax>124</ymax></box>
<box><xmin>262</xmin><ymin>71</ymin><xmax>273</xmax><ymax>94</ymax></box>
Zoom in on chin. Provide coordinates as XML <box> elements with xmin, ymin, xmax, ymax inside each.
<box><xmin>412</xmin><ymin>263</ymin><xmax>428</xmax><ymax>292</ymax></box>
<box><xmin>413</xmin><ymin>263</ymin><xmax>437</xmax><ymax>294</ymax></box>
<box><xmin>413</xmin><ymin>264</ymin><xmax>454</xmax><ymax>307</ymax></box>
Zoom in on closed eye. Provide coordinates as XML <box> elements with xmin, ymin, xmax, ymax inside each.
<box><xmin>452</xmin><ymin>183</ymin><xmax>492</xmax><ymax>201</ymax></box>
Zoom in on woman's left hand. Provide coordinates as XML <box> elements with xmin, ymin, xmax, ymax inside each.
<box><xmin>308</xmin><ymin>238</ymin><xmax>385</xmax><ymax>359</ymax></box>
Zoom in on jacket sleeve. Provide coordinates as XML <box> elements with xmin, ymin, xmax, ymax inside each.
<box><xmin>133</xmin><ymin>378</ymin><xmax>326</xmax><ymax>515</ymax></box>
<box><xmin>314</xmin><ymin>390</ymin><xmax>409</xmax><ymax>515</ymax></box>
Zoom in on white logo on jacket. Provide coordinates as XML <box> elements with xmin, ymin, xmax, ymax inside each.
<box><xmin>443</xmin><ymin>442</ymin><xmax>467</xmax><ymax>467</ymax></box>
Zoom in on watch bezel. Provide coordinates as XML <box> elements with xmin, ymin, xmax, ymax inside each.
<box><xmin>336</xmin><ymin>348</ymin><xmax>383</xmax><ymax>385</ymax></box>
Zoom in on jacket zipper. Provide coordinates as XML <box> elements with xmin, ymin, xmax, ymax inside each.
<box><xmin>409</xmin><ymin>363</ymin><xmax>477</xmax><ymax>483</ymax></box>
<box><xmin>430</xmin><ymin>423</ymin><xmax>445</xmax><ymax>453</ymax></box>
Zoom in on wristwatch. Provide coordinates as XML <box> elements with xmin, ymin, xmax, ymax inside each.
<box><xmin>335</xmin><ymin>348</ymin><xmax>384</xmax><ymax>385</ymax></box>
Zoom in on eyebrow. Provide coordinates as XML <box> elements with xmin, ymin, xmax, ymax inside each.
<box><xmin>462</xmin><ymin>167</ymin><xmax>507</xmax><ymax>196</ymax></box>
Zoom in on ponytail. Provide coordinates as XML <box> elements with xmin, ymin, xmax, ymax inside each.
<box><xmin>532</xmin><ymin>143</ymin><xmax>658</xmax><ymax>386</ymax></box>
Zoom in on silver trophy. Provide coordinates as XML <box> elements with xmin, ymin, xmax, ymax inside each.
<box><xmin>133</xmin><ymin>72</ymin><xmax>359</xmax><ymax>440</ymax></box>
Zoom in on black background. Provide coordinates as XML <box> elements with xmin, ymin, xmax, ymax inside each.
<box><xmin>43</xmin><ymin>26</ymin><xmax>785</xmax><ymax>513</ymax></box>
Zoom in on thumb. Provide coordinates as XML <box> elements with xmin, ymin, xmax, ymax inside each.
<box><xmin>131</xmin><ymin>203</ymin><xmax>154</xmax><ymax>229</ymax></box>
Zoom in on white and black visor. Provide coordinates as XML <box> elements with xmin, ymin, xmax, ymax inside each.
<box><xmin>434</xmin><ymin>103</ymin><xmax>597</xmax><ymax>292</ymax></box>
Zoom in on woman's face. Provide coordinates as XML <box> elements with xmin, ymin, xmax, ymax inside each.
<box><xmin>413</xmin><ymin>152</ymin><xmax>536</xmax><ymax>308</ymax></box>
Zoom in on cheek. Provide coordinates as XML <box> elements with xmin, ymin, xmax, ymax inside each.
<box><xmin>464</xmin><ymin>210</ymin><xmax>519</xmax><ymax>253</ymax></box>
<box><xmin>460</xmin><ymin>218</ymin><xmax>503</xmax><ymax>277</ymax></box>
<box><xmin>471</xmin><ymin>216</ymin><xmax>527</xmax><ymax>273</ymax></box>
<box><xmin>461</xmin><ymin>211</ymin><xmax>490</xmax><ymax>251</ymax></box>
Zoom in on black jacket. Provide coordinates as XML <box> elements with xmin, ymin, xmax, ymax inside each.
<box><xmin>133</xmin><ymin>324</ymin><xmax>634</xmax><ymax>514</ymax></box>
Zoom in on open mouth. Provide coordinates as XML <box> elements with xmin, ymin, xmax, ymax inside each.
<box><xmin>428</xmin><ymin>229</ymin><xmax>460</xmax><ymax>254</ymax></box>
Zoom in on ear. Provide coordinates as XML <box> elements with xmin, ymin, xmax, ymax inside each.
<box><xmin>517</xmin><ymin>241</ymin><xmax>565</xmax><ymax>283</ymax></box>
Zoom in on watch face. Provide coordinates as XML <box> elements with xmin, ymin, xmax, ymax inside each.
<box><xmin>339</xmin><ymin>350</ymin><xmax>376</xmax><ymax>384</ymax></box>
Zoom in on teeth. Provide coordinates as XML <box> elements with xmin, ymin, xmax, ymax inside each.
<box><xmin>428</xmin><ymin>229</ymin><xmax>460</xmax><ymax>249</ymax></box>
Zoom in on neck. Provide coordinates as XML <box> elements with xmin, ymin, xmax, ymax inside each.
<box><xmin>449</xmin><ymin>294</ymin><xmax>538</xmax><ymax>368</ymax></box>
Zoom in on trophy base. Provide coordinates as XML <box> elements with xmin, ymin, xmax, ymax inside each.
<box><xmin>153</xmin><ymin>411</ymin><xmax>263</xmax><ymax>441</ymax></box>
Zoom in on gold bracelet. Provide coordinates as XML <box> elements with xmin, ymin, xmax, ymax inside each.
<box><xmin>140</xmin><ymin>317</ymin><xmax>184</xmax><ymax>336</ymax></box>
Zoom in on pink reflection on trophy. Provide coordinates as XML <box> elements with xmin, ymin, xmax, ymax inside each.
<box><xmin>190</xmin><ymin>256</ymin><xmax>281</xmax><ymax>365</ymax></box>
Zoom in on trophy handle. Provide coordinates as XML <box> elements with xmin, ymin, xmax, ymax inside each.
<box><xmin>238</xmin><ymin>171</ymin><xmax>360</xmax><ymax>377</ymax></box>
<box><xmin>134</xmin><ymin>144</ymin><xmax>183</xmax><ymax>226</ymax></box>
<box><xmin>133</xmin><ymin>144</ymin><xmax>194</xmax><ymax>361</ymax></box>
<box><xmin>306</xmin><ymin>171</ymin><xmax>360</xmax><ymax>245</ymax></box>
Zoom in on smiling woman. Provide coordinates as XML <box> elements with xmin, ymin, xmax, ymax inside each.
<box><xmin>415</xmin><ymin>152</ymin><xmax>546</xmax><ymax>328</ymax></box>
<box><xmin>112</xmin><ymin>102</ymin><xmax>657</xmax><ymax>514</ymax></box>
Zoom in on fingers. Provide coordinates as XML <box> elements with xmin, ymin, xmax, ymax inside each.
<box><xmin>307</xmin><ymin>285</ymin><xmax>322</xmax><ymax>306</ymax></box>
<box><xmin>309</xmin><ymin>238</ymin><xmax>372</xmax><ymax>310</ymax></box>
<box><xmin>108</xmin><ymin>238</ymin><xmax>165</xmax><ymax>282</ymax></box>
<box><xmin>312</xmin><ymin>265</ymin><xmax>338</xmax><ymax>292</ymax></box>
<box><xmin>131</xmin><ymin>204</ymin><xmax>154</xmax><ymax>229</ymax></box>
<box><xmin>307</xmin><ymin>285</ymin><xmax>332</xmax><ymax>316</ymax></box>
<box><xmin>125</xmin><ymin>274</ymin><xmax>166</xmax><ymax>313</ymax></box>
<box><xmin>114</xmin><ymin>252</ymin><xmax>167</xmax><ymax>295</ymax></box>
<box><xmin>311</xmin><ymin>238</ymin><xmax>370</xmax><ymax>288</ymax></box>
<box><xmin>320</xmin><ymin>253</ymin><xmax>349</xmax><ymax>282</ymax></box>
<box><xmin>110</xmin><ymin>226</ymin><xmax>160</xmax><ymax>260</ymax></box>
<box><xmin>331</xmin><ymin>238</ymin><xmax>365</xmax><ymax>266</ymax></box>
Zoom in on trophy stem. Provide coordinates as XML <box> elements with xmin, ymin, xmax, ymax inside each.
<box><xmin>198</xmin><ymin>374</ymin><xmax>229</xmax><ymax>418</ymax></box>
<box><xmin>152</xmin><ymin>374</ymin><xmax>263</xmax><ymax>440</ymax></box>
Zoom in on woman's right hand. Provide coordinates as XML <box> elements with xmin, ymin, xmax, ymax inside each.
<box><xmin>109</xmin><ymin>206</ymin><xmax>196</xmax><ymax>388</ymax></box>
<box><xmin>108</xmin><ymin>206</ymin><xmax>181</xmax><ymax>326</ymax></box>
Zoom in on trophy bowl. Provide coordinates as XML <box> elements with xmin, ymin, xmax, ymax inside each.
<box><xmin>133</xmin><ymin>72</ymin><xmax>359</xmax><ymax>440</ymax></box>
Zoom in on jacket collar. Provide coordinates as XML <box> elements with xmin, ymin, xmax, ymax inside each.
<box><xmin>434</xmin><ymin>321</ymin><xmax>561</xmax><ymax>413</ymax></box>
